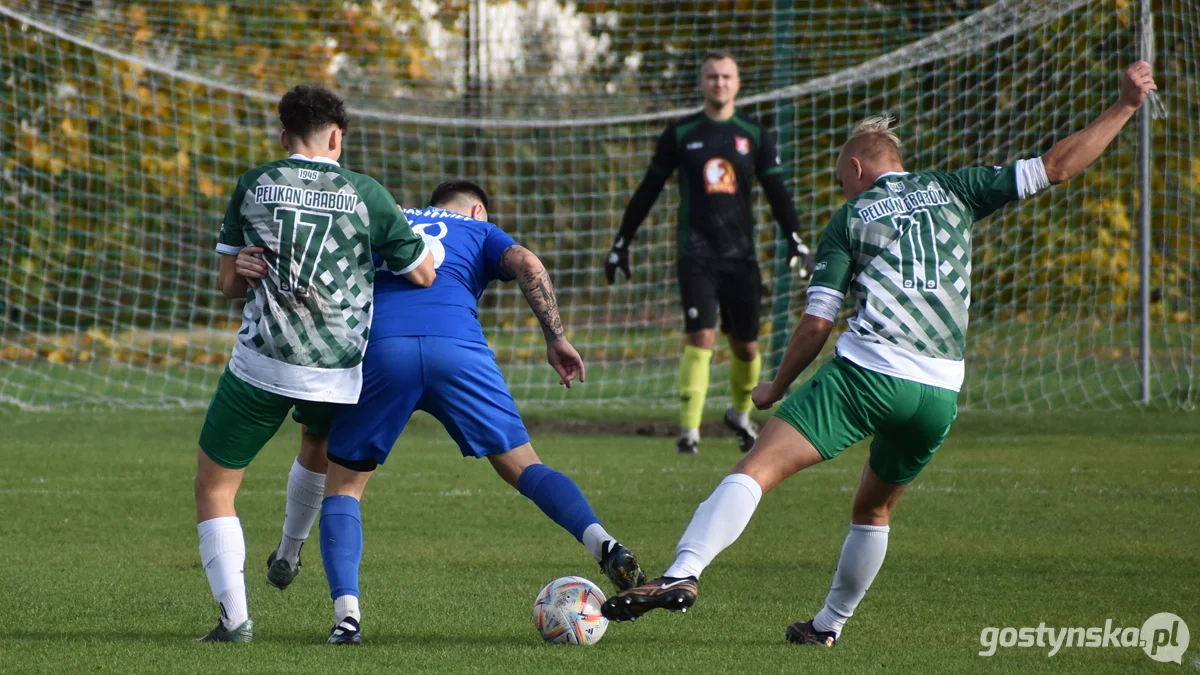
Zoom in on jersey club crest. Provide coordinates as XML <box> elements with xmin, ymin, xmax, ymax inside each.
<box><xmin>734</xmin><ymin>136</ymin><xmax>750</xmax><ymax>155</ymax></box>
<box><xmin>703</xmin><ymin>158</ymin><xmax>738</xmax><ymax>194</ymax></box>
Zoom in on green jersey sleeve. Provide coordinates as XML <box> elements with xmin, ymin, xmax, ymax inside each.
<box><xmin>216</xmin><ymin>178</ymin><xmax>249</xmax><ymax>255</ymax></box>
<box><xmin>809</xmin><ymin>207</ymin><xmax>854</xmax><ymax>294</ymax></box>
<box><xmin>363</xmin><ymin>179</ymin><xmax>427</xmax><ymax>274</ymax></box>
<box><xmin>938</xmin><ymin>163</ymin><xmax>1020</xmax><ymax>222</ymax></box>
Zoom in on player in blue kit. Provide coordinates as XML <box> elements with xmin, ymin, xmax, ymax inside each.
<box><xmin>249</xmin><ymin>180</ymin><xmax>646</xmax><ymax>645</ymax></box>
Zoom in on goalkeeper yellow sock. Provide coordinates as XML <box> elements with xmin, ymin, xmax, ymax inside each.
<box><xmin>729</xmin><ymin>353</ymin><xmax>762</xmax><ymax>415</ymax></box>
<box><xmin>678</xmin><ymin>346</ymin><xmax>713</xmax><ymax>433</ymax></box>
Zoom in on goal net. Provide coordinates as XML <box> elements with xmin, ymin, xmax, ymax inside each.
<box><xmin>0</xmin><ymin>0</ymin><xmax>1196</xmax><ymax>411</ymax></box>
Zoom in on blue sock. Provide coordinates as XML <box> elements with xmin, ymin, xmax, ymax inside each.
<box><xmin>516</xmin><ymin>464</ymin><xmax>600</xmax><ymax>542</ymax></box>
<box><xmin>319</xmin><ymin>495</ymin><xmax>362</xmax><ymax>601</ymax></box>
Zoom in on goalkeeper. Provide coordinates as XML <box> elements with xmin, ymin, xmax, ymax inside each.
<box><xmin>604</xmin><ymin>50</ymin><xmax>812</xmax><ymax>455</ymax></box>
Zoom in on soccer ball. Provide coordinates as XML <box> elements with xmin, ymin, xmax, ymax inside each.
<box><xmin>532</xmin><ymin>576</ymin><xmax>608</xmax><ymax>645</ymax></box>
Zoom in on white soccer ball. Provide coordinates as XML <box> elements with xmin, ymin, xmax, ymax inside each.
<box><xmin>532</xmin><ymin>576</ymin><xmax>608</xmax><ymax>645</ymax></box>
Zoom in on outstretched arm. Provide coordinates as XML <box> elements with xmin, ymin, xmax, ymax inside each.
<box><xmin>606</xmin><ymin>127</ymin><xmax>678</xmax><ymax>283</ymax></box>
<box><xmin>760</xmin><ymin>173</ymin><xmax>812</xmax><ymax>275</ymax></box>
<box><xmin>751</xmin><ymin>313</ymin><xmax>835</xmax><ymax>410</ymax></box>
<box><xmin>614</xmin><ymin>171</ymin><xmax>669</xmax><ymax>246</ymax></box>
<box><xmin>605</xmin><ymin>169</ymin><xmax>668</xmax><ymax>284</ymax></box>
<box><xmin>1041</xmin><ymin>61</ymin><xmax>1156</xmax><ymax>185</ymax></box>
<box><xmin>501</xmin><ymin>245</ymin><xmax>585</xmax><ymax>387</ymax></box>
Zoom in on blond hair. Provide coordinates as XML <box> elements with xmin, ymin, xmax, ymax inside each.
<box><xmin>844</xmin><ymin>115</ymin><xmax>902</xmax><ymax>162</ymax></box>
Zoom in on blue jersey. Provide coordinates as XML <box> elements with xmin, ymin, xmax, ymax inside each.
<box><xmin>371</xmin><ymin>207</ymin><xmax>518</xmax><ymax>345</ymax></box>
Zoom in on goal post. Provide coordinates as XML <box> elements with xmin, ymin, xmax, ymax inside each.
<box><xmin>0</xmin><ymin>0</ymin><xmax>1195</xmax><ymax>412</ymax></box>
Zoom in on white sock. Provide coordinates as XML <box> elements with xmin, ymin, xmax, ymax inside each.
<box><xmin>812</xmin><ymin>523</ymin><xmax>890</xmax><ymax>637</ymax></box>
<box><xmin>334</xmin><ymin>594</ymin><xmax>361</xmax><ymax>623</ymax></box>
<box><xmin>581</xmin><ymin>523</ymin><xmax>617</xmax><ymax>563</ymax></box>
<box><xmin>278</xmin><ymin>459</ymin><xmax>325</xmax><ymax>565</ymax></box>
<box><xmin>198</xmin><ymin>516</ymin><xmax>248</xmax><ymax>630</ymax></box>
<box><xmin>680</xmin><ymin>428</ymin><xmax>700</xmax><ymax>443</ymax></box>
<box><xmin>664</xmin><ymin>473</ymin><xmax>762</xmax><ymax>579</ymax></box>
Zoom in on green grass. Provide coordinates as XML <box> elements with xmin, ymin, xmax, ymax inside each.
<box><xmin>0</xmin><ymin>409</ymin><xmax>1197</xmax><ymax>674</ymax></box>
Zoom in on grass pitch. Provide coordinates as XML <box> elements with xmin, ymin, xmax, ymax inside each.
<box><xmin>0</xmin><ymin>408</ymin><xmax>1196</xmax><ymax>674</ymax></box>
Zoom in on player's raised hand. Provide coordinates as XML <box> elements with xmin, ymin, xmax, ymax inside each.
<box><xmin>235</xmin><ymin>246</ymin><xmax>268</xmax><ymax>287</ymax></box>
<box><xmin>604</xmin><ymin>238</ymin><xmax>631</xmax><ymax>284</ymax></box>
<box><xmin>547</xmin><ymin>339</ymin><xmax>586</xmax><ymax>388</ymax></box>
<box><xmin>1119</xmin><ymin>61</ymin><xmax>1156</xmax><ymax>111</ymax></box>
<box><xmin>751</xmin><ymin>381</ymin><xmax>784</xmax><ymax>410</ymax></box>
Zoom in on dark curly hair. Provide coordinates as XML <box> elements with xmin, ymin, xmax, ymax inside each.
<box><xmin>429</xmin><ymin>180</ymin><xmax>489</xmax><ymax>210</ymax></box>
<box><xmin>277</xmin><ymin>85</ymin><xmax>350</xmax><ymax>141</ymax></box>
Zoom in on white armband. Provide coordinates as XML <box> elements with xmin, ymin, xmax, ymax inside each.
<box><xmin>1015</xmin><ymin>157</ymin><xmax>1050</xmax><ymax>199</ymax></box>
<box><xmin>805</xmin><ymin>286</ymin><xmax>844</xmax><ymax>322</ymax></box>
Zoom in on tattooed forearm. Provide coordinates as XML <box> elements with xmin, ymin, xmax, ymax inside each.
<box><xmin>504</xmin><ymin>246</ymin><xmax>565</xmax><ymax>342</ymax></box>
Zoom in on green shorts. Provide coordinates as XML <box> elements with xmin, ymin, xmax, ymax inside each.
<box><xmin>774</xmin><ymin>357</ymin><xmax>958</xmax><ymax>484</ymax></box>
<box><xmin>198</xmin><ymin>367</ymin><xmax>339</xmax><ymax>470</ymax></box>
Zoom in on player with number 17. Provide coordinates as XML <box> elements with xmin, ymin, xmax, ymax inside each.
<box><xmin>192</xmin><ymin>85</ymin><xmax>436</xmax><ymax>643</ymax></box>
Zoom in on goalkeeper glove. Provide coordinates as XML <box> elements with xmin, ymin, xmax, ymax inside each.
<box><xmin>604</xmin><ymin>237</ymin><xmax>632</xmax><ymax>284</ymax></box>
<box><xmin>787</xmin><ymin>233</ymin><xmax>814</xmax><ymax>280</ymax></box>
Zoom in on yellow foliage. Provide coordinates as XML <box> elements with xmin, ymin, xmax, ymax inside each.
<box><xmin>190</xmin><ymin>352</ymin><xmax>225</xmax><ymax>366</ymax></box>
<box><xmin>86</xmin><ymin>328</ymin><xmax>114</xmax><ymax>348</ymax></box>
<box><xmin>46</xmin><ymin>349</ymin><xmax>72</xmax><ymax>364</ymax></box>
<box><xmin>198</xmin><ymin>175</ymin><xmax>224</xmax><ymax>198</ymax></box>
<box><xmin>405</xmin><ymin>45</ymin><xmax>428</xmax><ymax>81</ymax></box>
<box><xmin>60</xmin><ymin>117</ymin><xmax>81</xmax><ymax>138</ymax></box>
<box><xmin>1085</xmin><ymin>198</ymin><xmax>1132</xmax><ymax>233</ymax></box>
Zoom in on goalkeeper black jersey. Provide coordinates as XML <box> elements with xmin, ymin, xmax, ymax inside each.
<box><xmin>617</xmin><ymin>111</ymin><xmax>800</xmax><ymax>262</ymax></box>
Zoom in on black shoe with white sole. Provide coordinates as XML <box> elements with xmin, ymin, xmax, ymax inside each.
<box><xmin>600</xmin><ymin>575</ymin><xmax>697</xmax><ymax>622</ymax></box>
<box><xmin>723</xmin><ymin>407</ymin><xmax>759</xmax><ymax>453</ymax></box>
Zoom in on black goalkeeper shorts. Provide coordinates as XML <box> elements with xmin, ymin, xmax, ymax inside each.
<box><xmin>677</xmin><ymin>256</ymin><xmax>762</xmax><ymax>342</ymax></box>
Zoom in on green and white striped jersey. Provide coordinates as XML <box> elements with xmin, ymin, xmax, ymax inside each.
<box><xmin>808</xmin><ymin>163</ymin><xmax>1036</xmax><ymax>391</ymax></box>
<box><xmin>217</xmin><ymin>154</ymin><xmax>427</xmax><ymax>403</ymax></box>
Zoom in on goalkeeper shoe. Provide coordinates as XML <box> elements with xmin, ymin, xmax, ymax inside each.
<box><xmin>785</xmin><ymin>619</ymin><xmax>838</xmax><ymax>647</ymax></box>
<box><xmin>723</xmin><ymin>407</ymin><xmax>759</xmax><ymax>453</ymax></box>
<box><xmin>676</xmin><ymin>437</ymin><xmax>699</xmax><ymax>455</ymax></box>
<box><xmin>327</xmin><ymin>616</ymin><xmax>363</xmax><ymax>646</ymax></box>
<box><xmin>601</xmin><ymin>575</ymin><xmax>697</xmax><ymax>622</ymax></box>
<box><xmin>598</xmin><ymin>541</ymin><xmax>646</xmax><ymax>592</ymax></box>
<box><xmin>195</xmin><ymin>618</ymin><xmax>254</xmax><ymax>643</ymax></box>
<box><xmin>266</xmin><ymin>546</ymin><xmax>302</xmax><ymax>590</ymax></box>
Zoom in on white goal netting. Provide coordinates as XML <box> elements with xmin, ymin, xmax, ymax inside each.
<box><xmin>0</xmin><ymin>0</ymin><xmax>1196</xmax><ymax>411</ymax></box>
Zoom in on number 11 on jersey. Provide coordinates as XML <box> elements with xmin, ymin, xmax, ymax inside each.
<box><xmin>891</xmin><ymin>208</ymin><xmax>940</xmax><ymax>291</ymax></box>
<box><xmin>274</xmin><ymin>207</ymin><xmax>333</xmax><ymax>294</ymax></box>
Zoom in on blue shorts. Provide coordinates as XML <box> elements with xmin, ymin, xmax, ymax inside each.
<box><xmin>327</xmin><ymin>336</ymin><xmax>530</xmax><ymax>470</ymax></box>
